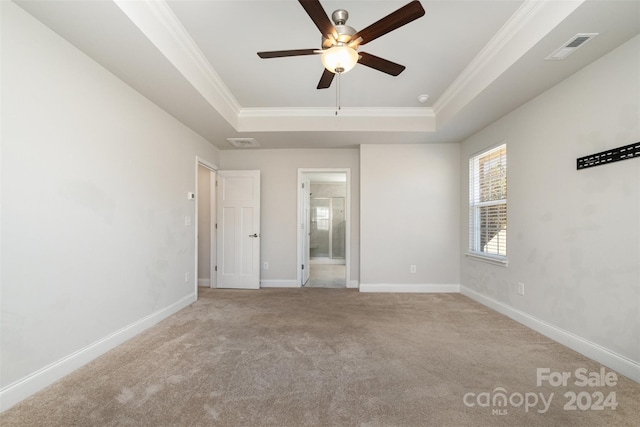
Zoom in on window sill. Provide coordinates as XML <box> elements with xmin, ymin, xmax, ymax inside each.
<box><xmin>465</xmin><ymin>252</ymin><xmax>508</xmax><ymax>267</ymax></box>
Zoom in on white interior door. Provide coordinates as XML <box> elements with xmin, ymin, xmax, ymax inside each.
<box><xmin>216</xmin><ymin>170</ymin><xmax>260</xmax><ymax>289</ymax></box>
<box><xmin>302</xmin><ymin>176</ymin><xmax>311</xmax><ymax>285</ymax></box>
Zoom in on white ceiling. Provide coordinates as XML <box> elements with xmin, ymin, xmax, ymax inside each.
<box><xmin>15</xmin><ymin>0</ymin><xmax>640</xmax><ymax>150</ymax></box>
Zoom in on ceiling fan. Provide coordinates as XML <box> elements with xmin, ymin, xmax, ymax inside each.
<box><xmin>257</xmin><ymin>0</ymin><xmax>425</xmax><ymax>89</ymax></box>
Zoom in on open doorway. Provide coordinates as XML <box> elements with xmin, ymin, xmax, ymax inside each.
<box><xmin>297</xmin><ymin>169</ymin><xmax>350</xmax><ymax>288</ymax></box>
<box><xmin>195</xmin><ymin>157</ymin><xmax>217</xmax><ymax>297</ymax></box>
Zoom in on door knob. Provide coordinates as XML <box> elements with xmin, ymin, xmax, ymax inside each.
<box><xmin>249</xmin><ymin>233</ymin><xmax>259</xmax><ymax>238</ymax></box>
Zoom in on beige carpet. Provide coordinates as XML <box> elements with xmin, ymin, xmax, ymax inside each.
<box><xmin>2</xmin><ymin>288</ymin><xmax>639</xmax><ymax>426</ymax></box>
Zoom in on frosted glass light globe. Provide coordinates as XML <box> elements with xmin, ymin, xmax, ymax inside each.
<box><xmin>321</xmin><ymin>46</ymin><xmax>358</xmax><ymax>74</ymax></box>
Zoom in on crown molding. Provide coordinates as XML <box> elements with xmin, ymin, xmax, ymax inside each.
<box><xmin>433</xmin><ymin>0</ymin><xmax>585</xmax><ymax>128</ymax></box>
<box><xmin>237</xmin><ymin>107</ymin><xmax>436</xmax><ymax>132</ymax></box>
<box><xmin>113</xmin><ymin>0</ymin><xmax>241</xmax><ymax>127</ymax></box>
<box><xmin>239</xmin><ymin>107</ymin><xmax>434</xmax><ymax>118</ymax></box>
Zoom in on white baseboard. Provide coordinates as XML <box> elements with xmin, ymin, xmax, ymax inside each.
<box><xmin>347</xmin><ymin>280</ymin><xmax>359</xmax><ymax>289</ymax></box>
<box><xmin>359</xmin><ymin>283</ymin><xmax>460</xmax><ymax>293</ymax></box>
<box><xmin>0</xmin><ymin>293</ymin><xmax>197</xmax><ymax>412</ymax></box>
<box><xmin>460</xmin><ymin>286</ymin><xmax>640</xmax><ymax>383</ymax></box>
<box><xmin>260</xmin><ymin>280</ymin><xmax>300</xmax><ymax>288</ymax></box>
<box><xmin>197</xmin><ymin>278</ymin><xmax>210</xmax><ymax>287</ymax></box>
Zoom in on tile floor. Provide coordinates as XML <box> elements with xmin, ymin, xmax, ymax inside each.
<box><xmin>304</xmin><ymin>264</ymin><xmax>346</xmax><ymax>288</ymax></box>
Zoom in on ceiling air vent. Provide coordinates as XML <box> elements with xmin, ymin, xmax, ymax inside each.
<box><xmin>546</xmin><ymin>33</ymin><xmax>598</xmax><ymax>60</ymax></box>
<box><xmin>227</xmin><ymin>138</ymin><xmax>259</xmax><ymax>148</ymax></box>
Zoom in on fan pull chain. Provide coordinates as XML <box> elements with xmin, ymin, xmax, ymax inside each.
<box><xmin>335</xmin><ymin>72</ymin><xmax>341</xmax><ymax>116</ymax></box>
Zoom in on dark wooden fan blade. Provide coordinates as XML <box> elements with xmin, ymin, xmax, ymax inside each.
<box><xmin>352</xmin><ymin>1</ymin><xmax>425</xmax><ymax>45</ymax></box>
<box><xmin>299</xmin><ymin>0</ymin><xmax>336</xmax><ymax>38</ymax></box>
<box><xmin>257</xmin><ymin>49</ymin><xmax>319</xmax><ymax>59</ymax></box>
<box><xmin>358</xmin><ymin>52</ymin><xmax>406</xmax><ymax>76</ymax></box>
<box><xmin>317</xmin><ymin>68</ymin><xmax>335</xmax><ymax>89</ymax></box>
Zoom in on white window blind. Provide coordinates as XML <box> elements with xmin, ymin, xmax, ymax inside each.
<box><xmin>469</xmin><ymin>144</ymin><xmax>507</xmax><ymax>261</ymax></box>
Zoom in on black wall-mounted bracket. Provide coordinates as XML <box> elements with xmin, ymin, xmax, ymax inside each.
<box><xmin>577</xmin><ymin>142</ymin><xmax>640</xmax><ymax>170</ymax></box>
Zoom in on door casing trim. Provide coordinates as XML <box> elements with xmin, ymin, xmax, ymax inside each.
<box><xmin>296</xmin><ymin>168</ymin><xmax>351</xmax><ymax>288</ymax></box>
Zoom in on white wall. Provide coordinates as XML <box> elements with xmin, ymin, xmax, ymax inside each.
<box><xmin>460</xmin><ymin>35</ymin><xmax>640</xmax><ymax>380</ymax></box>
<box><xmin>360</xmin><ymin>144</ymin><xmax>460</xmax><ymax>292</ymax></box>
<box><xmin>0</xmin><ymin>2</ymin><xmax>219</xmax><ymax>409</ymax></box>
<box><xmin>220</xmin><ymin>149</ymin><xmax>360</xmax><ymax>285</ymax></box>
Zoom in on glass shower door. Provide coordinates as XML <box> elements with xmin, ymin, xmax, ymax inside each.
<box><xmin>310</xmin><ymin>197</ymin><xmax>345</xmax><ymax>260</ymax></box>
<box><xmin>331</xmin><ymin>197</ymin><xmax>345</xmax><ymax>259</ymax></box>
<box><xmin>310</xmin><ymin>198</ymin><xmax>330</xmax><ymax>258</ymax></box>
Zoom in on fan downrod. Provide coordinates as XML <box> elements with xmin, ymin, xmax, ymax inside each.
<box><xmin>332</xmin><ymin>9</ymin><xmax>349</xmax><ymax>25</ymax></box>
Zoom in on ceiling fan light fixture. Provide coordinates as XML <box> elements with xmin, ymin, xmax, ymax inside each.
<box><xmin>321</xmin><ymin>45</ymin><xmax>358</xmax><ymax>74</ymax></box>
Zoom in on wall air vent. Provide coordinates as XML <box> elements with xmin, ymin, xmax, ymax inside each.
<box><xmin>227</xmin><ymin>138</ymin><xmax>259</xmax><ymax>148</ymax></box>
<box><xmin>546</xmin><ymin>33</ymin><xmax>598</xmax><ymax>60</ymax></box>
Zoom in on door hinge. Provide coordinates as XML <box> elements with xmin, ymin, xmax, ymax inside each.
<box><xmin>215</xmin><ymin>266</ymin><xmax>218</xmax><ymax>272</ymax></box>
<box><xmin>215</xmin><ymin>223</ymin><xmax>218</xmax><ymax>229</ymax></box>
<box><xmin>301</xmin><ymin>264</ymin><xmax>305</xmax><ymax>270</ymax></box>
<box><xmin>301</xmin><ymin>182</ymin><xmax>305</xmax><ymax>189</ymax></box>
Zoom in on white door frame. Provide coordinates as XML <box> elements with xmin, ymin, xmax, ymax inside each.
<box><xmin>296</xmin><ymin>168</ymin><xmax>351</xmax><ymax>287</ymax></box>
<box><xmin>301</xmin><ymin>175</ymin><xmax>311</xmax><ymax>285</ymax></box>
<box><xmin>195</xmin><ymin>157</ymin><xmax>218</xmax><ymax>297</ymax></box>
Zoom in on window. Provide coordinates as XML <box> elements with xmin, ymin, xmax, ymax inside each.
<box><xmin>469</xmin><ymin>143</ymin><xmax>507</xmax><ymax>262</ymax></box>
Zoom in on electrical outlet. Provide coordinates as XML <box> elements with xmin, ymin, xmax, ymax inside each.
<box><xmin>518</xmin><ymin>282</ymin><xmax>525</xmax><ymax>296</ymax></box>
<box><xmin>410</xmin><ymin>265</ymin><xmax>417</xmax><ymax>274</ymax></box>
<box><xmin>263</xmin><ymin>262</ymin><xmax>269</xmax><ymax>270</ymax></box>
<box><xmin>185</xmin><ymin>272</ymin><xmax>190</xmax><ymax>283</ymax></box>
